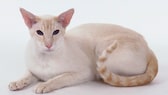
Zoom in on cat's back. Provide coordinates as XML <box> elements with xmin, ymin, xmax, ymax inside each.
<box><xmin>67</xmin><ymin>23</ymin><xmax>142</xmax><ymax>39</ymax></box>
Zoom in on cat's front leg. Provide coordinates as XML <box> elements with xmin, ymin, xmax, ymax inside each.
<box><xmin>34</xmin><ymin>72</ymin><xmax>92</xmax><ymax>94</ymax></box>
<box><xmin>9</xmin><ymin>71</ymin><xmax>37</xmax><ymax>91</ymax></box>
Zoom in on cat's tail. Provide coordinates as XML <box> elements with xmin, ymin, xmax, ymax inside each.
<box><xmin>97</xmin><ymin>40</ymin><xmax>158</xmax><ymax>86</ymax></box>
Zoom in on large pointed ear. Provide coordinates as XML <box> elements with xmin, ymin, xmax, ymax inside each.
<box><xmin>57</xmin><ymin>8</ymin><xmax>74</xmax><ymax>28</ymax></box>
<box><xmin>20</xmin><ymin>8</ymin><xmax>38</xmax><ymax>28</ymax></box>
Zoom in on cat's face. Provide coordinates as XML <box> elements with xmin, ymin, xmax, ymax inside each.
<box><xmin>30</xmin><ymin>16</ymin><xmax>65</xmax><ymax>52</ymax></box>
<box><xmin>20</xmin><ymin>8</ymin><xmax>74</xmax><ymax>52</ymax></box>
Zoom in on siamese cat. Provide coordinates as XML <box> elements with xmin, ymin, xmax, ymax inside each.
<box><xmin>9</xmin><ymin>8</ymin><xmax>158</xmax><ymax>94</ymax></box>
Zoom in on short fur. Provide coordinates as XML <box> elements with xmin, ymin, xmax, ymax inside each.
<box><xmin>9</xmin><ymin>8</ymin><xmax>158</xmax><ymax>94</ymax></box>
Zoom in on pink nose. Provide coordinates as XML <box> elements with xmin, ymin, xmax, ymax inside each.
<box><xmin>46</xmin><ymin>44</ymin><xmax>52</xmax><ymax>49</ymax></box>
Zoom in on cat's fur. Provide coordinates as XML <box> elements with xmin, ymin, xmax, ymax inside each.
<box><xmin>9</xmin><ymin>8</ymin><xmax>158</xmax><ymax>94</ymax></box>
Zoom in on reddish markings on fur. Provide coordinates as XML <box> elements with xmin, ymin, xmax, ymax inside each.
<box><xmin>106</xmin><ymin>40</ymin><xmax>117</xmax><ymax>53</ymax></box>
<box><xmin>98</xmin><ymin>65</ymin><xmax>106</xmax><ymax>74</ymax></box>
<box><xmin>98</xmin><ymin>40</ymin><xmax>117</xmax><ymax>62</ymax></box>
<box><xmin>105</xmin><ymin>73</ymin><xmax>112</xmax><ymax>82</ymax></box>
<box><xmin>98</xmin><ymin>56</ymin><xmax>106</xmax><ymax>62</ymax></box>
<box><xmin>97</xmin><ymin>41</ymin><xmax>158</xmax><ymax>87</ymax></box>
<box><xmin>106</xmin><ymin>48</ymin><xmax>112</xmax><ymax>53</ymax></box>
<box><xmin>98</xmin><ymin>51</ymin><xmax>107</xmax><ymax>62</ymax></box>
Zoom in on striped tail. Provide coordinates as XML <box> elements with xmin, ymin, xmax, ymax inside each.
<box><xmin>97</xmin><ymin>41</ymin><xmax>158</xmax><ymax>87</ymax></box>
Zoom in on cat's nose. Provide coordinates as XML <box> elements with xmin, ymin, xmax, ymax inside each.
<box><xmin>46</xmin><ymin>44</ymin><xmax>52</xmax><ymax>49</ymax></box>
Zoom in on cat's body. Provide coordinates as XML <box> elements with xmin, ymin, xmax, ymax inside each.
<box><xmin>26</xmin><ymin>26</ymin><xmax>96</xmax><ymax>81</ymax></box>
<box><xmin>9</xmin><ymin>8</ymin><xmax>158</xmax><ymax>94</ymax></box>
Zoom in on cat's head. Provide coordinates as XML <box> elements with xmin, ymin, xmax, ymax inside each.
<box><xmin>20</xmin><ymin>8</ymin><xmax>74</xmax><ymax>52</ymax></box>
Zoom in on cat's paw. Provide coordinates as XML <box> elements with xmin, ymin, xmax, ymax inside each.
<box><xmin>8</xmin><ymin>80</ymin><xmax>28</xmax><ymax>91</ymax></box>
<box><xmin>35</xmin><ymin>83</ymin><xmax>53</xmax><ymax>94</ymax></box>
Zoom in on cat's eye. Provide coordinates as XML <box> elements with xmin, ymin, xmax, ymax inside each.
<box><xmin>36</xmin><ymin>30</ymin><xmax>44</xmax><ymax>36</ymax></box>
<box><xmin>53</xmin><ymin>30</ymin><xmax>60</xmax><ymax>35</ymax></box>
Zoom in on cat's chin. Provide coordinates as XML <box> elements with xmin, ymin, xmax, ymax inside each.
<box><xmin>44</xmin><ymin>49</ymin><xmax>54</xmax><ymax>52</ymax></box>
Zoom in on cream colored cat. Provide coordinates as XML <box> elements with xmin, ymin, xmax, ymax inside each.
<box><xmin>8</xmin><ymin>8</ymin><xmax>158</xmax><ymax>94</ymax></box>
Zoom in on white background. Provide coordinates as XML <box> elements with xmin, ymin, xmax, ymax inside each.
<box><xmin>0</xmin><ymin>0</ymin><xmax>167</xmax><ymax>95</ymax></box>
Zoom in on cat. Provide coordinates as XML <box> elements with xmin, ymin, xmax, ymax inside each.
<box><xmin>8</xmin><ymin>8</ymin><xmax>158</xmax><ymax>94</ymax></box>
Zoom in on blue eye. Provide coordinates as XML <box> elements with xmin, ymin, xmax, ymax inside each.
<box><xmin>53</xmin><ymin>30</ymin><xmax>59</xmax><ymax>35</ymax></box>
<box><xmin>36</xmin><ymin>30</ymin><xmax>44</xmax><ymax>36</ymax></box>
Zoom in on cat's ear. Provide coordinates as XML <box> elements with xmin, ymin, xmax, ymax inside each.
<box><xmin>20</xmin><ymin>8</ymin><xmax>39</xmax><ymax>28</ymax></box>
<box><xmin>57</xmin><ymin>8</ymin><xmax>74</xmax><ymax>28</ymax></box>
